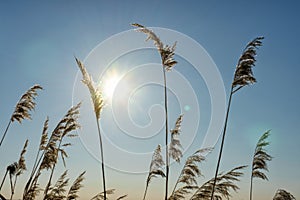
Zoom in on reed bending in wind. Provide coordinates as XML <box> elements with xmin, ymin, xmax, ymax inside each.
<box><xmin>210</xmin><ymin>37</ymin><xmax>264</xmax><ymax>200</ymax></box>
<box><xmin>75</xmin><ymin>58</ymin><xmax>107</xmax><ymax>200</ymax></box>
<box><xmin>0</xmin><ymin>84</ymin><xmax>42</xmax><ymax>147</ymax></box>
<box><xmin>23</xmin><ymin>103</ymin><xmax>81</xmax><ymax>200</ymax></box>
<box><xmin>250</xmin><ymin>130</ymin><xmax>272</xmax><ymax>200</ymax></box>
<box><xmin>192</xmin><ymin>165</ymin><xmax>247</xmax><ymax>200</ymax></box>
<box><xmin>142</xmin><ymin>145</ymin><xmax>165</xmax><ymax>200</ymax></box>
<box><xmin>168</xmin><ymin>148</ymin><xmax>212</xmax><ymax>200</ymax></box>
<box><xmin>132</xmin><ymin>23</ymin><xmax>177</xmax><ymax>200</ymax></box>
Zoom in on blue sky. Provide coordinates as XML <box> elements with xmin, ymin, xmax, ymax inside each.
<box><xmin>0</xmin><ymin>1</ymin><xmax>299</xmax><ymax>199</ymax></box>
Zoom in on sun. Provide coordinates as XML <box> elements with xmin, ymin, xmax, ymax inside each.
<box><xmin>101</xmin><ymin>70</ymin><xmax>122</xmax><ymax>101</ymax></box>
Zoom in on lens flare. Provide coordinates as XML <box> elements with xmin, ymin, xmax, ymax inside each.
<box><xmin>101</xmin><ymin>70</ymin><xmax>122</xmax><ymax>102</ymax></box>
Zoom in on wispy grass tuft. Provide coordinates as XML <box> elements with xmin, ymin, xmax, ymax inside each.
<box><xmin>169</xmin><ymin>115</ymin><xmax>184</xmax><ymax>163</ymax></box>
<box><xmin>0</xmin><ymin>85</ymin><xmax>42</xmax><ymax>147</ymax></box>
<box><xmin>250</xmin><ymin>130</ymin><xmax>272</xmax><ymax>200</ymax></box>
<box><xmin>193</xmin><ymin>165</ymin><xmax>247</xmax><ymax>200</ymax></box>
<box><xmin>45</xmin><ymin>170</ymin><xmax>69</xmax><ymax>200</ymax></box>
<box><xmin>233</xmin><ymin>37</ymin><xmax>264</xmax><ymax>89</ymax></box>
<box><xmin>75</xmin><ymin>58</ymin><xmax>104</xmax><ymax>119</ymax></box>
<box><xmin>143</xmin><ymin>145</ymin><xmax>165</xmax><ymax>200</ymax></box>
<box><xmin>23</xmin><ymin>103</ymin><xmax>81</xmax><ymax>200</ymax></box>
<box><xmin>169</xmin><ymin>148</ymin><xmax>213</xmax><ymax>200</ymax></box>
<box><xmin>66</xmin><ymin>171</ymin><xmax>86</xmax><ymax>200</ymax></box>
<box><xmin>273</xmin><ymin>189</ymin><xmax>296</xmax><ymax>200</ymax></box>
<box><xmin>43</xmin><ymin>103</ymin><xmax>81</xmax><ymax>199</ymax></box>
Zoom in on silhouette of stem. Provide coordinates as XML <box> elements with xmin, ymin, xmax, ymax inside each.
<box><xmin>0</xmin><ymin>169</ymin><xmax>8</xmax><ymax>192</ymax></box>
<box><xmin>163</xmin><ymin>67</ymin><xmax>169</xmax><ymax>200</ymax></box>
<box><xmin>96</xmin><ymin>117</ymin><xmax>107</xmax><ymax>200</ymax></box>
<box><xmin>210</xmin><ymin>86</ymin><xmax>234</xmax><ymax>200</ymax></box>
<box><xmin>250</xmin><ymin>173</ymin><xmax>254</xmax><ymax>200</ymax></box>
<box><xmin>0</xmin><ymin>120</ymin><xmax>12</xmax><ymax>147</ymax></box>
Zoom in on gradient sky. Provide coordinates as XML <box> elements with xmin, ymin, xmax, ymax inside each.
<box><xmin>0</xmin><ymin>1</ymin><xmax>299</xmax><ymax>200</ymax></box>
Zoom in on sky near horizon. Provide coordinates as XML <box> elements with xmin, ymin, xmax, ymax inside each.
<box><xmin>0</xmin><ymin>1</ymin><xmax>299</xmax><ymax>200</ymax></box>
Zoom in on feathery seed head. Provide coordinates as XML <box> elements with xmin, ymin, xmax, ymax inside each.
<box><xmin>11</xmin><ymin>84</ymin><xmax>43</xmax><ymax>123</ymax></box>
<box><xmin>132</xmin><ymin>23</ymin><xmax>177</xmax><ymax>71</ymax></box>
<box><xmin>232</xmin><ymin>37</ymin><xmax>264</xmax><ymax>88</ymax></box>
<box><xmin>75</xmin><ymin>57</ymin><xmax>104</xmax><ymax>119</ymax></box>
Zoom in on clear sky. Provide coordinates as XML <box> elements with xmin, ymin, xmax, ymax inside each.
<box><xmin>0</xmin><ymin>1</ymin><xmax>299</xmax><ymax>200</ymax></box>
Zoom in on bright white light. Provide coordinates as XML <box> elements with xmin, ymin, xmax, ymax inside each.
<box><xmin>101</xmin><ymin>71</ymin><xmax>122</xmax><ymax>101</ymax></box>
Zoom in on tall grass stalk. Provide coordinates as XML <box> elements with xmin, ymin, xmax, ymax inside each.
<box><xmin>75</xmin><ymin>58</ymin><xmax>106</xmax><ymax>199</ymax></box>
<box><xmin>132</xmin><ymin>23</ymin><xmax>177</xmax><ymax>200</ymax></box>
<box><xmin>0</xmin><ymin>85</ymin><xmax>42</xmax><ymax>147</ymax></box>
<box><xmin>23</xmin><ymin>104</ymin><xmax>80</xmax><ymax>200</ymax></box>
<box><xmin>143</xmin><ymin>145</ymin><xmax>165</xmax><ymax>200</ymax></box>
<box><xmin>250</xmin><ymin>130</ymin><xmax>272</xmax><ymax>200</ymax></box>
<box><xmin>43</xmin><ymin>103</ymin><xmax>81</xmax><ymax>199</ymax></box>
<box><xmin>24</xmin><ymin>117</ymin><xmax>48</xmax><ymax>196</ymax></box>
<box><xmin>210</xmin><ymin>37</ymin><xmax>264</xmax><ymax>200</ymax></box>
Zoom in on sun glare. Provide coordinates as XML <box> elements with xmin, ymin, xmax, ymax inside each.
<box><xmin>101</xmin><ymin>71</ymin><xmax>122</xmax><ymax>101</ymax></box>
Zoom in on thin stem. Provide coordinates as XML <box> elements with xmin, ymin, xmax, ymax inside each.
<box><xmin>0</xmin><ymin>120</ymin><xmax>12</xmax><ymax>147</ymax></box>
<box><xmin>210</xmin><ymin>86</ymin><xmax>234</xmax><ymax>200</ymax></box>
<box><xmin>142</xmin><ymin>180</ymin><xmax>149</xmax><ymax>200</ymax></box>
<box><xmin>23</xmin><ymin>150</ymin><xmax>45</xmax><ymax>197</ymax></box>
<box><xmin>250</xmin><ymin>145</ymin><xmax>256</xmax><ymax>200</ymax></box>
<box><xmin>10</xmin><ymin>176</ymin><xmax>17</xmax><ymax>200</ymax></box>
<box><xmin>96</xmin><ymin>117</ymin><xmax>107</xmax><ymax>200</ymax></box>
<box><xmin>9</xmin><ymin>174</ymin><xmax>13</xmax><ymax>199</ymax></box>
<box><xmin>163</xmin><ymin>67</ymin><xmax>169</xmax><ymax>200</ymax></box>
<box><xmin>170</xmin><ymin>179</ymin><xmax>180</xmax><ymax>198</ymax></box>
<box><xmin>0</xmin><ymin>170</ymin><xmax>8</xmax><ymax>192</ymax></box>
<box><xmin>24</xmin><ymin>148</ymin><xmax>42</xmax><ymax>195</ymax></box>
<box><xmin>30</xmin><ymin>148</ymin><xmax>42</xmax><ymax>181</ymax></box>
<box><xmin>250</xmin><ymin>173</ymin><xmax>253</xmax><ymax>200</ymax></box>
<box><xmin>232</xmin><ymin>85</ymin><xmax>244</xmax><ymax>94</ymax></box>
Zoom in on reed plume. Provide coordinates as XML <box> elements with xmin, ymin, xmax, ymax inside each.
<box><xmin>193</xmin><ymin>165</ymin><xmax>247</xmax><ymax>200</ymax></box>
<box><xmin>273</xmin><ymin>189</ymin><xmax>296</xmax><ymax>200</ymax></box>
<box><xmin>0</xmin><ymin>84</ymin><xmax>42</xmax><ymax>147</ymax></box>
<box><xmin>210</xmin><ymin>37</ymin><xmax>264</xmax><ymax>200</ymax></box>
<box><xmin>45</xmin><ymin>171</ymin><xmax>85</xmax><ymax>200</ymax></box>
<box><xmin>250</xmin><ymin>130</ymin><xmax>272</xmax><ymax>200</ymax></box>
<box><xmin>45</xmin><ymin>170</ymin><xmax>69</xmax><ymax>200</ymax></box>
<box><xmin>75</xmin><ymin>57</ymin><xmax>107</xmax><ymax>199</ymax></box>
<box><xmin>0</xmin><ymin>163</ymin><xmax>17</xmax><ymax>194</ymax></box>
<box><xmin>75</xmin><ymin>58</ymin><xmax>104</xmax><ymax>119</ymax></box>
<box><xmin>66</xmin><ymin>171</ymin><xmax>86</xmax><ymax>200</ymax></box>
<box><xmin>23</xmin><ymin>172</ymin><xmax>42</xmax><ymax>200</ymax></box>
<box><xmin>169</xmin><ymin>115</ymin><xmax>183</xmax><ymax>163</ymax></box>
<box><xmin>169</xmin><ymin>148</ymin><xmax>213</xmax><ymax>200</ymax></box>
<box><xmin>143</xmin><ymin>145</ymin><xmax>165</xmax><ymax>200</ymax></box>
<box><xmin>132</xmin><ymin>23</ymin><xmax>177</xmax><ymax>200</ymax></box>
